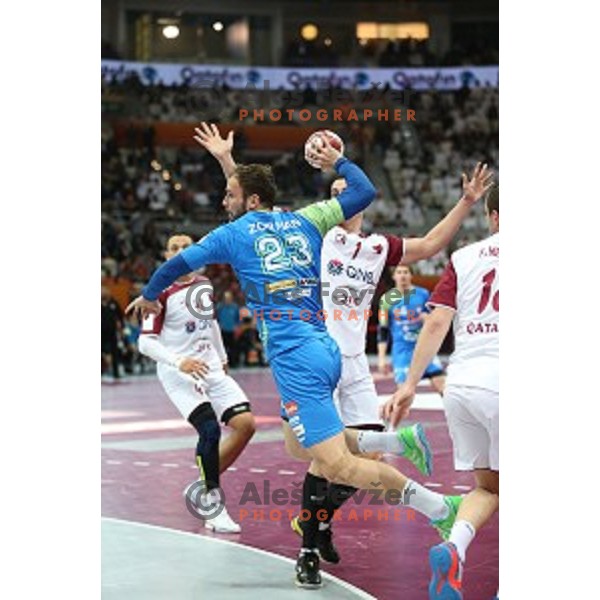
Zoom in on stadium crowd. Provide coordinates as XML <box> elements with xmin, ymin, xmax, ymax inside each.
<box><xmin>101</xmin><ymin>78</ymin><xmax>498</xmax><ymax>375</ymax></box>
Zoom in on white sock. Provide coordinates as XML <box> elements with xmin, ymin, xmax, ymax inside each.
<box><xmin>401</xmin><ymin>480</ymin><xmax>448</xmax><ymax>521</ymax></box>
<box><xmin>357</xmin><ymin>431</ymin><xmax>404</xmax><ymax>454</ymax></box>
<box><xmin>448</xmin><ymin>520</ymin><xmax>476</xmax><ymax>562</ymax></box>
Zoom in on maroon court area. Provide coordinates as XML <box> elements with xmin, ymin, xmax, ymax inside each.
<box><xmin>102</xmin><ymin>370</ymin><xmax>499</xmax><ymax>599</ymax></box>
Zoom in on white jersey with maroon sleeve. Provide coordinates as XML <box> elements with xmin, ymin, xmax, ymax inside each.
<box><xmin>428</xmin><ymin>232</ymin><xmax>499</xmax><ymax>392</ymax></box>
<box><xmin>321</xmin><ymin>226</ymin><xmax>405</xmax><ymax>357</ymax></box>
<box><xmin>139</xmin><ymin>275</ymin><xmax>250</xmax><ymax>422</ymax></box>
<box><xmin>140</xmin><ymin>275</ymin><xmax>224</xmax><ymax>372</ymax></box>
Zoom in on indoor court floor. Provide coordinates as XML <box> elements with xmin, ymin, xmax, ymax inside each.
<box><xmin>102</xmin><ymin>367</ymin><xmax>499</xmax><ymax>599</ymax></box>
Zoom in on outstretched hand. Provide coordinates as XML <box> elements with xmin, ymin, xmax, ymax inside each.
<box><xmin>125</xmin><ymin>295</ymin><xmax>162</xmax><ymax>321</ymax></box>
<box><xmin>380</xmin><ymin>383</ymin><xmax>417</xmax><ymax>427</ymax></box>
<box><xmin>193</xmin><ymin>122</ymin><xmax>234</xmax><ymax>159</ymax></box>
<box><xmin>461</xmin><ymin>162</ymin><xmax>495</xmax><ymax>205</ymax></box>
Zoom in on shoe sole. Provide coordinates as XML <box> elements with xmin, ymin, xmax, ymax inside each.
<box><xmin>205</xmin><ymin>522</ymin><xmax>241</xmax><ymax>534</ymax></box>
<box><xmin>290</xmin><ymin>518</ymin><xmax>340</xmax><ymax>564</ymax></box>
<box><xmin>428</xmin><ymin>545</ymin><xmax>462</xmax><ymax>600</ymax></box>
<box><xmin>413</xmin><ymin>424</ymin><xmax>433</xmax><ymax>476</ymax></box>
<box><xmin>295</xmin><ymin>579</ymin><xmax>323</xmax><ymax>589</ymax></box>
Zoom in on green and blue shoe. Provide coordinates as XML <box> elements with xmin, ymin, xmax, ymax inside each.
<box><xmin>398</xmin><ymin>423</ymin><xmax>433</xmax><ymax>476</ymax></box>
<box><xmin>431</xmin><ymin>495</ymin><xmax>463</xmax><ymax>541</ymax></box>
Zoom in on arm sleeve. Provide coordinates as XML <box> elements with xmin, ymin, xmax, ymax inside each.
<box><xmin>384</xmin><ymin>234</ymin><xmax>406</xmax><ymax>266</ymax></box>
<box><xmin>142</xmin><ymin>226</ymin><xmax>233</xmax><ymax>301</ymax></box>
<box><xmin>209</xmin><ymin>320</ymin><xmax>228</xmax><ymax>364</ymax></box>
<box><xmin>296</xmin><ymin>157</ymin><xmax>377</xmax><ymax>235</ymax></box>
<box><xmin>428</xmin><ymin>260</ymin><xmax>458</xmax><ymax>311</ymax></box>
<box><xmin>138</xmin><ymin>334</ymin><xmax>181</xmax><ymax>368</ymax></box>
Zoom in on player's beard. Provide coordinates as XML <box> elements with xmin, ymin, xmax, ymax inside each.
<box><xmin>228</xmin><ymin>200</ymin><xmax>250</xmax><ymax>221</ymax></box>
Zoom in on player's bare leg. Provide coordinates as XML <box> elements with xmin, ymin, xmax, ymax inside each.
<box><xmin>287</xmin><ymin>423</ymin><xmax>385</xmax><ymax>563</ymax></box>
<box><xmin>297</xmin><ymin>433</ymin><xmax>458</xmax><ymax>560</ymax></box>
<box><xmin>454</xmin><ymin>469</ymin><xmax>499</xmax><ymax>532</ymax></box>
<box><xmin>286</xmin><ymin>416</ymin><xmax>436</xmax><ymax>563</ymax></box>
<box><xmin>428</xmin><ymin>469</ymin><xmax>498</xmax><ymax>599</ymax></box>
<box><xmin>431</xmin><ymin>374</ymin><xmax>446</xmax><ymax>395</ymax></box>
<box><xmin>283</xmin><ymin>420</ymin><xmax>429</xmax><ymax>469</ymax></box>
<box><xmin>283</xmin><ymin>421</ymin><xmax>312</xmax><ymax>461</ymax></box>
<box><xmin>219</xmin><ymin>412</ymin><xmax>256</xmax><ymax>472</ymax></box>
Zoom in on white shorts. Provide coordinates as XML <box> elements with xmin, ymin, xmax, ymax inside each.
<box><xmin>334</xmin><ymin>353</ymin><xmax>384</xmax><ymax>428</ymax></box>
<box><xmin>157</xmin><ymin>365</ymin><xmax>250</xmax><ymax>423</ymax></box>
<box><xmin>443</xmin><ymin>384</ymin><xmax>499</xmax><ymax>471</ymax></box>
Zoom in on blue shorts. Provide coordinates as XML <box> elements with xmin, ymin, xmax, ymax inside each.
<box><xmin>392</xmin><ymin>348</ymin><xmax>444</xmax><ymax>384</ymax></box>
<box><xmin>272</xmin><ymin>333</ymin><xmax>344</xmax><ymax>448</ymax></box>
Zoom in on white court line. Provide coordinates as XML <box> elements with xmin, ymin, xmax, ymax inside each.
<box><xmin>101</xmin><ymin>418</ymin><xmax>188</xmax><ymax>435</ymax></box>
<box><xmin>105</xmin><ymin>460</ymin><xmax>122</xmax><ymax>465</ymax></box>
<box><xmin>102</xmin><ymin>517</ymin><xmax>377</xmax><ymax>599</ymax></box>
<box><xmin>161</xmin><ymin>463</ymin><xmax>180</xmax><ymax>468</ymax></box>
<box><xmin>453</xmin><ymin>485</ymin><xmax>471</xmax><ymax>491</ymax></box>
<box><xmin>377</xmin><ymin>392</ymin><xmax>444</xmax><ymax>411</ymax></box>
<box><xmin>424</xmin><ymin>482</ymin><xmax>442</xmax><ymax>488</ymax></box>
<box><xmin>278</xmin><ymin>470</ymin><xmax>296</xmax><ymax>475</ymax></box>
<box><xmin>101</xmin><ymin>410</ymin><xmax>145</xmax><ymax>419</ymax></box>
<box><xmin>249</xmin><ymin>468</ymin><xmax>268</xmax><ymax>473</ymax></box>
<box><xmin>133</xmin><ymin>461</ymin><xmax>150</xmax><ymax>467</ymax></box>
<box><xmin>227</xmin><ymin>467</ymin><xmax>237</xmax><ymax>472</ymax></box>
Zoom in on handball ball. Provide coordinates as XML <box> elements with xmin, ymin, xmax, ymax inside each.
<box><xmin>304</xmin><ymin>130</ymin><xmax>344</xmax><ymax>169</ymax></box>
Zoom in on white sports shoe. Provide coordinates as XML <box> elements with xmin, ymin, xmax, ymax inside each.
<box><xmin>204</xmin><ymin>503</ymin><xmax>241</xmax><ymax>534</ymax></box>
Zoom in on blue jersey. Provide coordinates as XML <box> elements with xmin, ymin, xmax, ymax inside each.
<box><xmin>142</xmin><ymin>158</ymin><xmax>377</xmax><ymax>363</ymax></box>
<box><xmin>380</xmin><ymin>286</ymin><xmax>431</xmax><ymax>353</ymax></box>
<box><xmin>186</xmin><ymin>205</ymin><xmax>338</xmax><ymax>360</ymax></box>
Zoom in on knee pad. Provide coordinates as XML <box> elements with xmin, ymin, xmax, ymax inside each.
<box><xmin>188</xmin><ymin>402</ymin><xmax>221</xmax><ymax>447</ymax></box>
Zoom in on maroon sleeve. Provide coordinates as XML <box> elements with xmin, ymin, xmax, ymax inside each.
<box><xmin>384</xmin><ymin>234</ymin><xmax>405</xmax><ymax>266</ymax></box>
<box><xmin>429</xmin><ymin>260</ymin><xmax>458</xmax><ymax>309</ymax></box>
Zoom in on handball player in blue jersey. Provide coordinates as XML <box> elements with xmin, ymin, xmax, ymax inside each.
<box><xmin>378</xmin><ymin>264</ymin><xmax>446</xmax><ymax>394</ymax></box>
<box><xmin>127</xmin><ymin>123</ymin><xmax>491</xmax><ymax>588</ymax></box>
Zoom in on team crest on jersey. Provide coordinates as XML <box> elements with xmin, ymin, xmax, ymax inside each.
<box><xmin>335</xmin><ymin>233</ymin><xmax>347</xmax><ymax>245</ymax></box>
<box><xmin>284</xmin><ymin>400</ymin><xmax>298</xmax><ymax>417</ymax></box>
<box><xmin>327</xmin><ymin>259</ymin><xmax>344</xmax><ymax>276</ymax></box>
<box><xmin>372</xmin><ymin>243</ymin><xmax>383</xmax><ymax>254</ymax></box>
<box><xmin>185</xmin><ymin>321</ymin><xmax>196</xmax><ymax>333</ymax></box>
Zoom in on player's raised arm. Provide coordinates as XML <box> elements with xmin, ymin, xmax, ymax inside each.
<box><xmin>400</xmin><ymin>163</ymin><xmax>494</xmax><ymax>265</ymax></box>
<box><xmin>126</xmin><ymin>226</ymin><xmax>234</xmax><ymax>318</ymax></box>
<box><xmin>193</xmin><ymin>122</ymin><xmax>237</xmax><ymax>178</ymax></box>
<box><xmin>297</xmin><ymin>140</ymin><xmax>377</xmax><ymax>235</ymax></box>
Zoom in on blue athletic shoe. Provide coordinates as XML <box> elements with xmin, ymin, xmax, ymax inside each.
<box><xmin>429</xmin><ymin>542</ymin><xmax>463</xmax><ymax>600</ymax></box>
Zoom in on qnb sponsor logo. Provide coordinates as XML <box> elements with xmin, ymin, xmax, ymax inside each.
<box><xmin>327</xmin><ymin>259</ymin><xmax>344</xmax><ymax>276</ymax></box>
<box><xmin>345</xmin><ymin>264</ymin><xmax>375</xmax><ymax>285</ymax></box>
<box><xmin>466</xmin><ymin>321</ymin><xmax>499</xmax><ymax>334</ymax></box>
